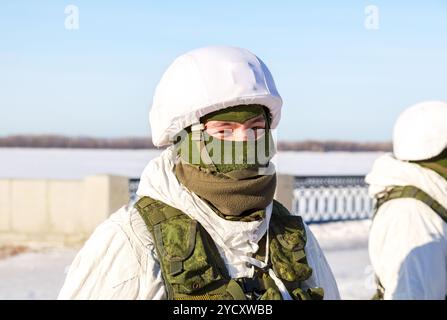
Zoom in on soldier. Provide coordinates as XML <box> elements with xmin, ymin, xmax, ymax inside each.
<box><xmin>367</xmin><ymin>101</ymin><xmax>447</xmax><ymax>299</ymax></box>
<box><xmin>58</xmin><ymin>46</ymin><xmax>340</xmax><ymax>300</ymax></box>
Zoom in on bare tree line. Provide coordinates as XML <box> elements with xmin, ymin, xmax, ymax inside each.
<box><xmin>0</xmin><ymin>135</ymin><xmax>392</xmax><ymax>152</ymax></box>
<box><xmin>0</xmin><ymin>135</ymin><xmax>154</xmax><ymax>149</ymax></box>
<box><xmin>276</xmin><ymin>140</ymin><xmax>392</xmax><ymax>152</ymax></box>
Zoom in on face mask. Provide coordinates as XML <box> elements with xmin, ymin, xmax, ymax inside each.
<box><xmin>175</xmin><ymin>104</ymin><xmax>276</xmax><ymax>176</ymax></box>
<box><xmin>173</xmin><ymin>104</ymin><xmax>277</xmax><ymax>220</ymax></box>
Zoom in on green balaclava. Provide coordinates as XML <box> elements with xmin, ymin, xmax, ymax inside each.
<box><xmin>177</xmin><ymin>104</ymin><xmax>276</xmax><ymax>174</ymax></box>
<box><xmin>173</xmin><ymin>104</ymin><xmax>277</xmax><ymax>221</ymax></box>
<box><xmin>413</xmin><ymin>148</ymin><xmax>447</xmax><ymax>180</ymax></box>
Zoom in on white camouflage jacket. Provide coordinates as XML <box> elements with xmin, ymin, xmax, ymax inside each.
<box><xmin>58</xmin><ymin>147</ymin><xmax>340</xmax><ymax>300</ymax></box>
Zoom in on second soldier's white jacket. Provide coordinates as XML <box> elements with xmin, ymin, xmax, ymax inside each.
<box><xmin>366</xmin><ymin>153</ymin><xmax>447</xmax><ymax>300</ymax></box>
<box><xmin>58</xmin><ymin>147</ymin><xmax>340</xmax><ymax>300</ymax></box>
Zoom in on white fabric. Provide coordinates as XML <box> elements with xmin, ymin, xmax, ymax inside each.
<box><xmin>58</xmin><ymin>205</ymin><xmax>166</xmax><ymax>300</ymax></box>
<box><xmin>150</xmin><ymin>46</ymin><xmax>282</xmax><ymax>147</ymax></box>
<box><xmin>58</xmin><ymin>148</ymin><xmax>340</xmax><ymax>300</ymax></box>
<box><xmin>366</xmin><ymin>154</ymin><xmax>447</xmax><ymax>299</ymax></box>
<box><xmin>393</xmin><ymin>101</ymin><xmax>447</xmax><ymax>161</ymax></box>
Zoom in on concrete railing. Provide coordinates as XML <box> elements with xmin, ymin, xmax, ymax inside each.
<box><xmin>293</xmin><ymin>176</ymin><xmax>373</xmax><ymax>223</ymax></box>
<box><xmin>0</xmin><ymin>175</ymin><xmax>129</xmax><ymax>246</ymax></box>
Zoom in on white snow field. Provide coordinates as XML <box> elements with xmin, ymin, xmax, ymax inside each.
<box><xmin>0</xmin><ymin>220</ymin><xmax>375</xmax><ymax>300</ymax></box>
<box><xmin>0</xmin><ymin>148</ymin><xmax>380</xmax><ymax>299</ymax></box>
<box><xmin>0</xmin><ymin>247</ymin><xmax>76</xmax><ymax>300</ymax></box>
<box><xmin>0</xmin><ymin>148</ymin><xmax>383</xmax><ymax>179</ymax></box>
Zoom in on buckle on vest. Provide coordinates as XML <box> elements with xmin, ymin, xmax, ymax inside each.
<box><xmin>238</xmin><ymin>277</ymin><xmax>264</xmax><ymax>300</ymax></box>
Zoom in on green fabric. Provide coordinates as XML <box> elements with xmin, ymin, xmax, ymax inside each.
<box><xmin>374</xmin><ymin>185</ymin><xmax>447</xmax><ymax>223</ymax></box>
<box><xmin>174</xmin><ymin>160</ymin><xmax>276</xmax><ymax>221</ymax></box>
<box><xmin>176</xmin><ymin>104</ymin><xmax>275</xmax><ymax>174</ymax></box>
<box><xmin>235</xmin><ymin>273</ymin><xmax>283</xmax><ymax>300</ymax></box>
<box><xmin>289</xmin><ymin>287</ymin><xmax>324</xmax><ymax>300</ymax></box>
<box><xmin>200</xmin><ymin>104</ymin><xmax>267</xmax><ymax>124</ymax></box>
<box><xmin>225</xmin><ymin>280</ymin><xmax>248</xmax><ymax>300</ymax></box>
<box><xmin>174</xmin><ymin>104</ymin><xmax>276</xmax><ymax>221</ymax></box>
<box><xmin>204</xmin><ymin>132</ymin><xmax>274</xmax><ymax>173</ymax></box>
<box><xmin>134</xmin><ymin>196</ymin><xmax>323</xmax><ymax>300</ymax></box>
<box><xmin>136</xmin><ymin>196</ymin><xmax>232</xmax><ymax>300</ymax></box>
<box><xmin>269</xmin><ymin>201</ymin><xmax>313</xmax><ymax>286</ymax></box>
<box><xmin>414</xmin><ymin>148</ymin><xmax>447</xmax><ymax>180</ymax></box>
<box><xmin>178</xmin><ymin>131</ymin><xmax>275</xmax><ymax>173</ymax></box>
<box><xmin>260</xmin><ymin>287</ymin><xmax>282</xmax><ymax>300</ymax></box>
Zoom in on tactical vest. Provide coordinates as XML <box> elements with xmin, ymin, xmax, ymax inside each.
<box><xmin>371</xmin><ymin>185</ymin><xmax>447</xmax><ymax>300</ymax></box>
<box><xmin>135</xmin><ymin>197</ymin><xmax>324</xmax><ymax>300</ymax></box>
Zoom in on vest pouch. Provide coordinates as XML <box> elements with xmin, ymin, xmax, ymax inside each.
<box><xmin>258</xmin><ymin>287</ymin><xmax>281</xmax><ymax>300</ymax></box>
<box><xmin>270</xmin><ymin>215</ymin><xmax>313</xmax><ymax>283</ymax></box>
<box><xmin>156</xmin><ymin>217</ymin><xmax>226</xmax><ymax>296</ymax></box>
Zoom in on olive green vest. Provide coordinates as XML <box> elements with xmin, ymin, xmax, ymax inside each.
<box><xmin>135</xmin><ymin>197</ymin><xmax>324</xmax><ymax>300</ymax></box>
<box><xmin>371</xmin><ymin>185</ymin><xmax>447</xmax><ymax>300</ymax></box>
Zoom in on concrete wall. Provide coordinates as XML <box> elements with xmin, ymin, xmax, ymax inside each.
<box><xmin>0</xmin><ymin>175</ymin><xmax>129</xmax><ymax>246</ymax></box>
<box><xmin>0</xmin><ymin>174</ymin><xmax>296</xmax><ymax>246</ymax></box>
<box><xmin>274</xmin><ymin>174</ymin><xmax>295</xmax><ymax>212</ymax></box>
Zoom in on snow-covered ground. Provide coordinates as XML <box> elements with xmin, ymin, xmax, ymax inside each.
<box><xmin>0</xmin><ymin>148</ymin><xmax>383</xmax><ymax>179</ymax></box>
<box><xmin>0</xmin><ymin>247</ymin><xmax>76</xmax><ymax>300</ymax></box>
<box><xmin>309</xmin><ymin>220</ymin><xmax>376</xmax><ymax>300</ymax></box>
<box><xmin>0</xmin><ymin>220</ymin><xmax>374</xmax><ymax>300</ymax></box>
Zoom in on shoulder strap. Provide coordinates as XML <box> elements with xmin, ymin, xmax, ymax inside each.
<box><xmin>135</xmin><ymin>196</ymin><xmax>235</xmax><ymax>300</ymax></box>
<box><xmin>372</xmin><ymin>185</ymin><xmax>447</xmax><ymax>300</ymax></box>
<box><xmin>135</xmin><ymin>196</ymin><xmax>185</xmax><ymax>229</ymax></box>
<box><xmin>375</xmin><ymin>185</ymin><xmax>447</xmax><ymax>223</ymax></box>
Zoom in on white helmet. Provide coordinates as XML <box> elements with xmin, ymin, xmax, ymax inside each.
<box><xmin>149</xmin><ymin>46</ymin><xmax>282</xmax><ymax>147</ymax></box>
<box><xmin>393</xmin><ymin>101</ymin><xmax>447</xmax><ymax>161</ymax></box>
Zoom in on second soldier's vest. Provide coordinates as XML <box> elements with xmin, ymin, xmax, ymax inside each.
<box><xmin>135</xmin><ymin>197</ymin><xmax>324</xmax><ymax>300</ymax></box>
<box><xmin>371</xmin><ymin>185</ymin><xmax>447</xmax><ymax>300</ymax></box>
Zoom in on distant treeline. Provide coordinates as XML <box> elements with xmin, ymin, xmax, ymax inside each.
<box><xmin>0</xmin><ymin>135</ymin><xmax>155</xmax><ymax>149</ymax></box>
<box><xmin>277</xmin><ymin>140</ymin><xmax>392</xmax><ymax>152</ymax></box>
<box><xmin>0</xmin><ymin>135</ymin><xmax>392</xmax><ymax>152</ymax></box>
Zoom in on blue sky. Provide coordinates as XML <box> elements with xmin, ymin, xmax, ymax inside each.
<box><xmin>1</xmin><ymin>1</ymin><xmax>446</xmax><ymax>142</ymax></box>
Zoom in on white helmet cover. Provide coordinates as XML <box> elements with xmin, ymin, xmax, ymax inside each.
<box><xmin>149</xmin><ymin>46</ymin><xmax>283</xmax><ymax>147</ymax></box>
<box><xmin>393</xmin><ymin>101</ymin><xmax>447</xmax><ymax>161</ymax></box>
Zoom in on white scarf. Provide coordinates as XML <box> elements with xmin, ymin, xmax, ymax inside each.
<box><xmin>366</xmin><ymin>153</ymin><xmax>447</xmax><ymax>209</ymax></box>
